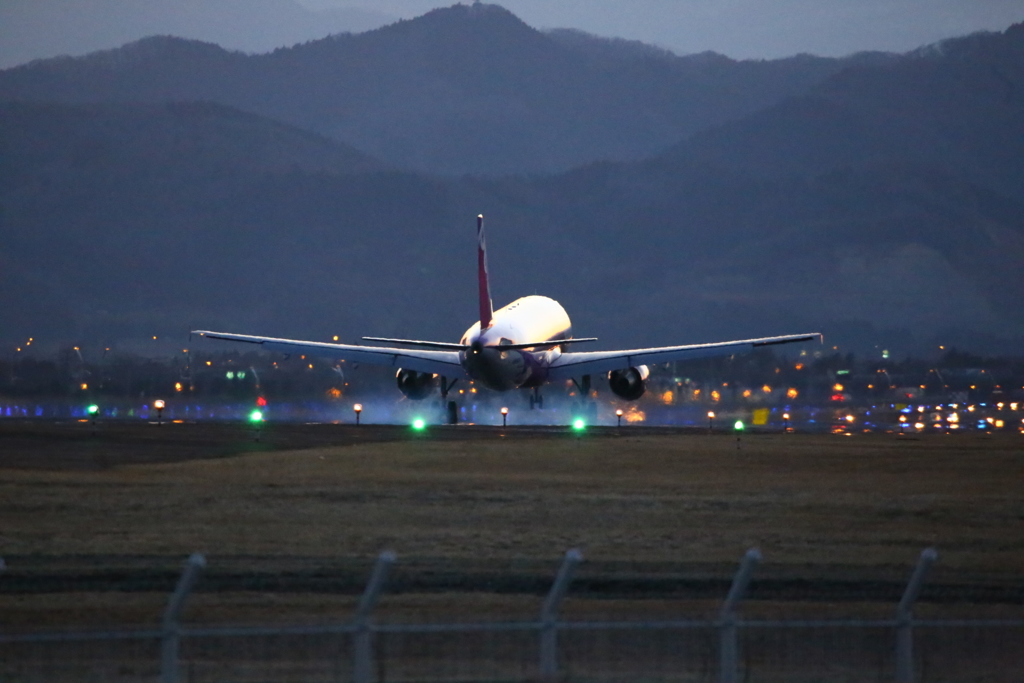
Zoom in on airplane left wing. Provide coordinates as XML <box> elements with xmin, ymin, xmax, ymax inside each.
<box><xmin>192</xmin><ymin>331</ymin><xmax>470</xmax><ymax>378</ymax></box>
<box><xmin>546</xmin><ymin>333</ymin><xmax>821</xmax><ymax>380</ymax></box>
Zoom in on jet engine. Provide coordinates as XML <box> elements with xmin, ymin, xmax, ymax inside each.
<box><xmin>608</xmin><ymin>365</ymin><xmax>650</xmax><ymax>401</ymax></box>
<box><xmin>396</xmin><ymin>369</ymin><xmax>436</xmax><ymax>400</ymax></box>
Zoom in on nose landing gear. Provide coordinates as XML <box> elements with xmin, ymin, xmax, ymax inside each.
<box><xmin>440</xmin><ymin>376</ymin><xmax>459</xmax><ymax>424</ymax></box>
<box><xmin>529</xmin><ymin>386</ymin><xmax>544</xmax><ymax>409</ymax></box>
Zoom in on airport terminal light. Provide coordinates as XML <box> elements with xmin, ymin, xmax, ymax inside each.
<box><xmin>708</xmin><ymin>411</ymin><xmax>715</xmax><ymax>430</ymax></box>
<box><xmin>782</xmin><ymin>412</ymin><xmax>790</xmax><ymax>431</ymax></box>
<box><xmin>154</xmin><ymin>399</ymin><xmax>165</xmax><ymax>425</ymax></box>
<box><xmin>501</xmin><ymin>406</ymin><xmax>508</xmax><ymax>427</ymax></box>
<box><xmin>354</xmin><ymin>403</ymin><xmax>363</xmax><ymax>425</ymax></box>
<box><xmin>616</xmin><ymin>408</ymin><xmax>623</xmax><ymax>427</ymax></box>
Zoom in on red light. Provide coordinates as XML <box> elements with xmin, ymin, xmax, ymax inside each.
<box><xmin>830</xmin><ymin>394</ymin><xmax>846</xmax><ymax>402</ymax></box>
<box><xmin>256</xmin><ymin>396</ymin><xmax>267</xmax><ymax>407</ymax></box>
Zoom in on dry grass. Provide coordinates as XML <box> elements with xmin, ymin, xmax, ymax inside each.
<box><xmin>1</xmin><ymin>429</ymin><xmax>1023</xmax><ymax>628</ymax></box>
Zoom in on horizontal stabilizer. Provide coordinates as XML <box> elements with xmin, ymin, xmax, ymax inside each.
<box><xmin>362</xmin><ymin>337</ymin><xmax>467</xmax><ymax>350</ymax></box>
<box><xmin>362</xmin><ymin>336</ymin><xmax>599</xmax><ymax>351</ymax></box>
<box><xmin>499</xmin><ymin>337</ymin><xmax>598</xmax><ymax>351</ymax></box>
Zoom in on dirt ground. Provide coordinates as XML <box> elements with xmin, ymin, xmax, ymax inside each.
<box><xmin>1</xmin><ymin>420</ymin><xmax>1022</xmax><ymax>630</ymax></box>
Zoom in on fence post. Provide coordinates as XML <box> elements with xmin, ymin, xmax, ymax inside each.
<box><xmin>895</xmin><ymin>547</ymin><xmax>938</xmax><ymax>683</ymax></box>
<box><xmin>161</xmin><ymin>553</ymin><xmax>206</xmax><ymax>683</ymax></box>
<box><xmin>539</xmin><ymin>548</ymin><xmax>582</xmax><ymax>681</ymax></box>
<box><xmin>719</xmin><ymin>548</ymin><xmax>760</xmax><ymax>683</ymax></box>
<box><xmin>353</xmin><ymin>551</ymin><xmax>396</xmax><ymax>683</ymax></box>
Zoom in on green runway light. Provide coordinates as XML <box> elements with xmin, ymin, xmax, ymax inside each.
<box><xmin>572</xmin><ymin>418</ymin><xmax>586</xmax><ymax>431</ymax></box>
<box><xmin>734</xmin><ymin>420</ymin><xmax>745</xmax><ymax>431</ymax></box>
<box><xmin>249</xmin><ymin>410</ymin><xmax>264</xmax><ymax>423</ymax></box>
<box><xmin>87</xmin><ymin>404</ymin><xmax>99</xmax><ymax>415</ymax></box>
<box><xmin>412</xmin><ymin>418</ymin><xmax>426</xmax><ymax>431</ymax></box>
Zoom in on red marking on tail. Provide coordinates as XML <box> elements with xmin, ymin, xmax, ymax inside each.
<box><xmin>477</xmin><ymin>214</ymin><xmax>493</xmax><ymax>329</ymax></box>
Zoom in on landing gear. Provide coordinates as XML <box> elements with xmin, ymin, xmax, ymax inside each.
<box><xmin>572</xmin><ymin>375</ymin><xmax>592</xmax><ymax>399</ymax></box>
<box><xmin>572</xmin><ymin>375</ymin><xmax>597</xmax><ymax>422</ymax></box>
<box><xmin>529</xmin><ymin>386</ymin><xmax>544</xmax><ymax>409</ymax></box>
<box><xmin>440</xmin><ymin>377</ymin><xmax>459</xmax><ymax>424</ymax></box>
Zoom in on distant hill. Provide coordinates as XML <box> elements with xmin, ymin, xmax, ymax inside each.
<box><xmin>0</xmin><ymin>101</ymin><xmax>391</xmax><ymax>344</ymax></box>
<box><xmin>0</xmin><ymin>3</ymin><xmax>881</xmax><ymax>175</ymax></box>
<box><xmin>0</xmin><ymin>0</ymin><xmax>396</xmax><ymax>70</ymax></box>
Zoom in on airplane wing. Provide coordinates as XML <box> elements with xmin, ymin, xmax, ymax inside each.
<box><xmin>192</xmin><ymin>331</ymin><xmax>469</xmax><ymax>378</ymax></box>
<box><xmin>546</xmin><ymin>333</ymin><xmax>822</xmax><ymax>380</ymax></box>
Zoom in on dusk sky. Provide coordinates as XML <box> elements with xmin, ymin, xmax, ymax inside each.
<box><xmin>1</xmin><ymin>0</ymin><xmax>1022</xmax><ymax>69</ymax></box>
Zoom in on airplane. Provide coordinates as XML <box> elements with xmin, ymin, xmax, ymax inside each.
<box><xmin>193</xmin><ymin>215</ymin><xmax>820</xmax><ymax>415</ymax></box>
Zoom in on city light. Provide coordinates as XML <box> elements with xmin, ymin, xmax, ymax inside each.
<box><xmin>87</xmin><ymin>404</ymin><xmax>99</xmax><ymax>415</ymax></box>
<box><xmin>412</xmin><ymin>418</ymin><xmax>426</xmax><ymax>431</ymax></box>
<box><xmin>153</xmin><ymin>400</ymin><xmax>165</xmax><ymax>410</ymax></box>
<box><xmin>572</xmin><ymin>418</ymin><xmax>585</xmax><ymax>431</ymax></box>
<box><xmin>734</xmin><ymin>420</ymin><xmax>745</xmax><ymax>431</ymax></box>
<box><xmin>249</xmin><ymin>410</ymin><xmax>263</xmax><ymax>423</ymax></box>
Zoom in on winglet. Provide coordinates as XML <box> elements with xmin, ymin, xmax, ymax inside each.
<box><xmin>477</xmin><ymin>214</ymin><xmax>493</xmax><ymax>329</ymax></box>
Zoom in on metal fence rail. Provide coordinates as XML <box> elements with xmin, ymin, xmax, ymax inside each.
<box><xmin>3</xmin><ymin>547</ymin><xmax>1024</xmax><ymax>683</ymax></box>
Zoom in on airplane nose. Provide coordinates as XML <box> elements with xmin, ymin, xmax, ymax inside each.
<box><xmin>471</xmin><ymin>340</ymin><xmax>484</xmax><ymax>355</ymax></box>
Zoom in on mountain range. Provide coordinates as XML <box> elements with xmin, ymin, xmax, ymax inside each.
<box><xmin>1</xmin><ymin>4</ymin><xmax>1022</xmax><ymax>355</ymax></box>
<box><xmin>0</xmin><ymin>4</ymin><xmax>896</xmax><ymax>175</ymax></box>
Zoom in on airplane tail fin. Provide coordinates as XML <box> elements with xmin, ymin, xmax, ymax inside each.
<box><xmin>477</xmin><ymin>214</ymin><xmax>493</xmax><ymax>329</ymax></box>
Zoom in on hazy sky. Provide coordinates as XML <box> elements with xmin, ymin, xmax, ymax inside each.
<box><xmin>305</xmin><ymin>0</ymin><xmax>1024</xmax><ymax>58</ymax></box>
<box><xmin>1</xmin><ymin>0</ymin><xmax>1021</xmax><ymax>69</ymax></box>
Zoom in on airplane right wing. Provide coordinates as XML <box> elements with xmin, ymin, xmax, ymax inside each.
<box><xmin>547</xmin><ymin>333</ymin><xmax>822</xmax><ymax>380</ymax></box>
<box><xmin>192</xmin><ymin>331</ymin><xmax>470</xmax><ymax>378</ymax></box>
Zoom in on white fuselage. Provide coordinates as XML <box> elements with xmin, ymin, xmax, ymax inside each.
<box><xmin>459</xmin><ymin>295</ymin><xmax>571</xmax><ymax>390</ymax></box>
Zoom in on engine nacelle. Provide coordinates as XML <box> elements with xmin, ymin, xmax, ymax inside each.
<box><xmin>396</xmin><ymin>369</ymin><xmax>436</xmax><ymax>400</ymax></box>
<box><xmin>608</xmin><ymin>365</ymin><xmax>650</xmax><ymax>401</ymax></box>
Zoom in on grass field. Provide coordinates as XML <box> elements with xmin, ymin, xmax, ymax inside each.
<box><xmin>1</xmin><ymin>422</ymin><xmax>1022</xmax><ymax>629</ymax></box>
